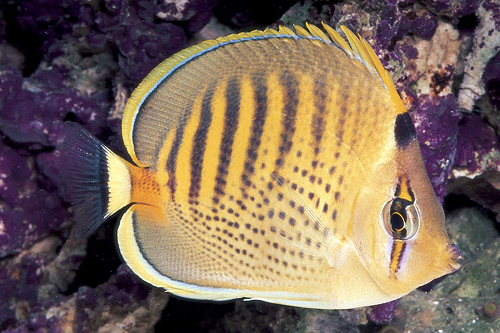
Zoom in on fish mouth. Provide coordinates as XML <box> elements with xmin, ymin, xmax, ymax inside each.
<box><xmin>445</xmin><ymin>243</ymin><xmax>463</xmax><ymax>273</ymax></box>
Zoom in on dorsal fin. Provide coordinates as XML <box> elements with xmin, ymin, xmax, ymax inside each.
<box><xmin>122</xmin><ymin>23</ymin><xmax>406</xmax><ymax>167</ymax></box>
<box><xmin>320</xmin><ymin>23</ymin><xmax>406</xmax><ymax>115</ymax></box>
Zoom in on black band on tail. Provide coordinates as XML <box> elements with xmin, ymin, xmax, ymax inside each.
<box><xmin>57</xmin><ymin>122</ymin><xmax>110</xmax><ymax>239</ymax></box>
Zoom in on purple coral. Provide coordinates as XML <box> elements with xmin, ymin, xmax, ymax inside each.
<box><xmin>0</xmin><ymin>143</ymin><xmax>71</xmax><ymax>257</ymax></box>
<box><xmin>366</xmin><ymin>300</ymin><xmax>399</xmax><ymax>325</ymax></box>
<box><xmin>0</xmin><ymin>65</ymin><xmax>109</xmax><ymax>147</ymax></box>
<box><xmin>454</xmin><ymin>113</ymin><xmax>498</xmax><ymax>173</ymax></box>
<box><xmin>412</xmin><ymin>94</ymin><xmax>461</xmax><ymax>202</ymax></box>
<box><xmin>79</xmin><ymin>0</ymin><xmax>213</xmax><ymax>83</ymax></box>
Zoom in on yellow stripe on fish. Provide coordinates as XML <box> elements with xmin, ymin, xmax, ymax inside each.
<box><xmin>57</xmin><ymin>23</ymin><xmax>462</xmax><ymax>309</ymax></box>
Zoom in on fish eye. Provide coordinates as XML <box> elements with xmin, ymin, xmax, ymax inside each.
<box><xmin>381</xmin><ymin>198</ymin><xmax>420</xmax><ymax>240</ymax></box>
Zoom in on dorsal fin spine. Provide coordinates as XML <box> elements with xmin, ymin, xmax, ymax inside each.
<box><xmin>293</xmin><ymin>24</ymin><xmax>311</xmax><ymax>37</ymax></box>
<box><xmin>306</xmin><ymin>22</ymin><xmax>330</xmax><ymax>42</ymax></box>
<box><xmin>321</xmin><ymin>23</ymin><xmax>354</xmax><ymax>58</ymax></box>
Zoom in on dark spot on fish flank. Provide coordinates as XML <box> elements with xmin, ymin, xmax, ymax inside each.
<box><xmin>311</xmin><ymin>160</ymin><xmax>318</xmax><ymax>168</ymax></box>
<box><xmin>301</xmin><ymin>169</ymin><xmax>308</xmax><ymax>177</ymax></box>
<box><xmin>334</xmin><ymin>152</ymin><xmax>340</xmax><ymax>159</ymax></box>
<box><xmin>329</xmin><ymin>166</ymin><xmax>336</xmax><ymax>175</ymax></box>
<box><xmin>325</xmin><ymin>184</ymin><xmax>331</xmax><ymax>193</ymax></box>
<box><xmin>275</xmin><ymin>158</ymin><xmax>283</xmax><ymax>167</ymax></box>
<box><xmin>274</xmin><ymin>173</ymin><xmax>285</xmax><ymax>186</ymax></box>
<box><xmin>309</xmin><ymin>175</ymin><xmax>316</xmax><ymax>184</ymax></box>
<box><xmin>305</xmin><ymin>238</ymin><xmax>311</xmax><ymax>246</ymax></box>
<box><xmin>258</xmin><ymin>214</ymin><xmax>264</xmax><ymax>221</ymax></box>
<box><xmin>334</xmin><ymin>191</ymin><xmax>340</xmax><ymax>201</ymax></box>
<box><xmin>296</xmin><ymin>151</ymin><xmax>302</xmax><ymax>157</ymax></box>
<box><xmin>323</xmin><ymin>203</ymin><xmax>328</xmax><ymax>213</ymax></box>
<box><xmin>268</xmin><ymin>209</ymin><xmax>274</xmax><ymax>218</ymax></box>
<box><xmin>277</xmin><ymin>193</ymin><xmax>283</xmax><ymax>201</ymax></box>
<box><xmin>332</xmin><ymin>209</ymin><xmax>337</xmax><ymax>221</ymax></box>
<box><xmin>253</xmin><ymin>228</ymin><xmax>258</xmax><ymax>233</ymax></box>
<box><xmin>298</xmin><ymin>206</ymin><xmax>305</xmax><ymax>214</ymax></box>
<box><xmin>304</xmin><ymin>220</ymin><xmax>309</xmax><ymax>227</ymax></box>
<box><xmin>395</xmin><ymin>112</ymin><xmax>417</xmax><ymax>149</ymax></box>
<box><xmin>270</xmin><ymin>225</ymin><xmax>276</xmax><ymax>233</ymax></box>
<box><xmin>263</xmin><ymin>198</ymin><xmax>270</xmax><ymax>205</ymax></box>
<box><xmin>245</xmin><ymin>157</ymin><xmax>257</xmax><ymax>170</ymax></box>
<box><xmin>298</xmin><ymin>187</ymin><xmax>304</xmax><ymax>194</ymax></box>
<box><xmin>308</xmin><ymin>192</ymin><xmax>315</xmax><ymax>200</ymax></box>
<box><xmin>278</xmin><ymin>211</ymin><xmax>285</xmax><ymax>219</ymax></box>
<box><xmin>315</xmin><ymin>198</ymin><xmax>320</xmax><ymax>208</ymax></box>
<box><xmin>291</xmin><ymin>183</ymin><xmax>297</xmax><ymax>190</ymax></box>
<box><xmin>273</xmin><ymin>242</ymin><xmax>279</xmax><ymax>249</ymax></box>
<box><xmin>267</xmin><ymin>182</ymin><xmax>273</xmax><ymax>191</ymax></box>
<box><xmin>245</xmin><ymin>223</ymin><xmax>251</xmax><ymax>229</ymax></box>
<box><xmin>338</xmin><ymin>175</ymin><xmax>344</xmax><ymax>186</ymax></box>
<box><xmin>241</xmin><ymin>174</ymin><xmax>252</xmax><ymax>187</ymax></box>
<box><xmin>289</xmin><ymin>218</ymin><xmax>296</xmax><ymax>226</ymax></box>
<box><xmin>293</xmin><ymin>166</ymin><xmax>299</xmax><ymax>173</ymax></box>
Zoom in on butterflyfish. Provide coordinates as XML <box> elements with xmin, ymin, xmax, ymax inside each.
<box><xmin>57</xmin><ymin>23</ymin><xmax>462</xmax><ymax>309</ymax></box>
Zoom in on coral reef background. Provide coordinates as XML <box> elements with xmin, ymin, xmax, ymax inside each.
<box><xmin>0</xmin><ymin>0</ymin><xmax>499</xmax><ymax>332</ymax></box>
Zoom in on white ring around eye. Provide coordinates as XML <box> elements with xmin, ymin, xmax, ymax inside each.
<box><xmin>380</xmin><ymin>198</ymin><xmax>421</xmax><ymax>240</ymax></box>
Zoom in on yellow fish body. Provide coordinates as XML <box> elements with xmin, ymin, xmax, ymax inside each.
<box><xmin>58</xmin><ymin>23</ymin><xmax>461</xmax><ymax>309</ymax></box>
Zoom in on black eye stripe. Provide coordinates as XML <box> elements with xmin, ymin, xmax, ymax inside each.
<box><xmin>394</xmin><ymin>177</ymin><xmax>415</xmax><ymax>203</ymax></box>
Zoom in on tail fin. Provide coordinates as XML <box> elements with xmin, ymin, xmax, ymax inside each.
<box><xmin>57</xmin><ymin>122</ymin><xmax>132</xmax><ymax>239</ymax></box>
